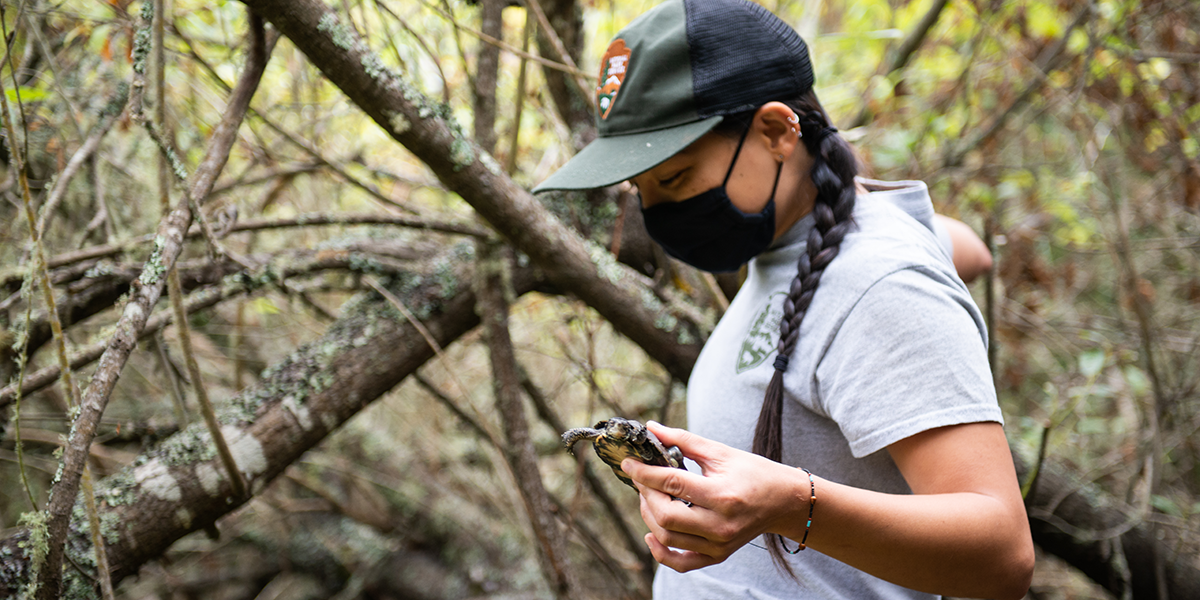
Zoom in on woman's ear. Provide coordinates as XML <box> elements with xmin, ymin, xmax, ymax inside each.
<box><xmin>754</xmin><ymin>102</ymin><xmax>802</xmax><ymax>162</ymax></box>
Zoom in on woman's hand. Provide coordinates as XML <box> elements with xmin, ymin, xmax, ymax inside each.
<box><xmin>620</xmin><ymin>421</ymin><xmax>809</xmax><ymax>572</ymax></box>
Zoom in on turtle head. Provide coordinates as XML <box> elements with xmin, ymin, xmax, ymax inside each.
<box><xmin>602</xmin><ymin>417</ymin><xmax>645</xmax><ymax>443</ymax></box>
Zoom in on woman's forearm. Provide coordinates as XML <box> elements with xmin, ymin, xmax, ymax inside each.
<box><xmin>788</xmin><ymin>476</ymin><xmax>1033</xmax><ymax>600</ymax></box>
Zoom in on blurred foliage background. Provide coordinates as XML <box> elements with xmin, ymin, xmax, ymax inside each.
<box><xmin>0</xmin><ymin>0</ymin><xmax>1197</xmax><ymax>598</ymax></box>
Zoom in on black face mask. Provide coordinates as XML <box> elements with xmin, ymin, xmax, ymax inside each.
<box><xmin>640</xmin><ymin>124</ymin><xmax>782</xmax><ymax>273</ymax></box>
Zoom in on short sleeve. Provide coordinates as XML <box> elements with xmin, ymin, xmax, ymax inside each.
<box><xmin>813</xmin><ymin>267</ymin><xmax>1001</xmax><ymax>458</ymax></box>
<box><xmin>931</xmin><ymin>218</ymin><xmax>955</xmax><ymax>262</ymax></box>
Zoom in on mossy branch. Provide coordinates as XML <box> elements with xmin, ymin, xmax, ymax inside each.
<box><xmin>241</xmin><ymin>0</ymin><xmax>704</xmax><ymax>383</ymax></box>
<box><xmin>0</xmin><ymin>246</ymin><xmax>544</xmax><ymax>594</ymax></box>
<box><xmin>31</xmin><ymin>12</ymin><xmax>274</xmax><ymax>598</ymax></box>
<box><xmin>0</xmin><ymin>10</ymin><xmax>117</xmax><ymax>597</ymax></box>
<box><xmin>0</xmin><ymin>246</ymin><xmax>409</xmax><ymax>409</ymax></box>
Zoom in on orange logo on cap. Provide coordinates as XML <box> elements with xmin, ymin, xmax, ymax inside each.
<box><xmin>597</xmin><ymin>39</ymin><xmax>631</xmax><ymax>120</ymax></box>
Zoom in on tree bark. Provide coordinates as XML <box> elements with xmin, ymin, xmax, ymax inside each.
<box><xmin>532</xmin><ymin>0</ymin><xmax>593</xmax><ymax>147</ymax></box>
<box><xmin>1019</xmin><ymin>455</ymin><xmax>1200</xmax><ymax>599</ymax></box>
<box><xmin>239</xmin><ymin>0</ymin><xmax>703</xmax><ymax>383</ymax></box>
<box><xmin>33</xmin><ymin>15</ymin><xmax>274</xmax><ymax>599</ymax></box>
<box><xmin>0</xmin><ymin>250</ymin><xmax>543</xmax><ymax>596</ymax></box>
<box><xmin>476</xmin><ymin>240</ymin><xmax>579</xmax><ymax>599</ymax></box>
<box><xmin>474</xmin><ymin>0</ymin><xmax>504</xmax><ymax>153</ymax></box>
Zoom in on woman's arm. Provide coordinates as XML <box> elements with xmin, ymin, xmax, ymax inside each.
<box><xmin>934</xmin><ymin>214</ymin><xmax>993</xmax><ymax>283</ymax></box>
<box><xmin>622</xmin><ymin>421</ymin><xmax>1034</xmax><ymax>600</ymax></box>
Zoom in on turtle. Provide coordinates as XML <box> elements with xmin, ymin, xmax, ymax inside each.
<box><xmin>561</xmin><ymin>417</ymin><xmax>686</xmax><ymax>490</ymax></box>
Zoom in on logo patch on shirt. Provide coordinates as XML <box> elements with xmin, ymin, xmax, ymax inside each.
<box><xmin>737</xmin><ymin>292</ymin><xmax>786</xmax><ymax>373</ymax></box>
<box><xmin>597</xmin><ymin>39</ymin><xmax>631</xmax><ymax>120</ymax></box>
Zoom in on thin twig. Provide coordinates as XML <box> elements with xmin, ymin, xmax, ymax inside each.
<box><xmin>153</xmin><ymin>0</ymin><xmax>170</xmax><ymax>215</ymax></box>
<box><xmin>177</xmin><ymin>26</ymin><xmax>421</xmax><ymax>215</ymax></box>
<box><xmin>944</xmin><ymin>4</ymin><xmax>1091</xmax><ymax>167</ymax></box>
<box><xmin>411</xmin><ymin>0</ymin><xmax>592</xmax><ymax>79</ymax></box>
<box><xmin>363</xmin><ymin>276</ymin><xmax>481</xmax><ymax>410</ymax></box>
<box><xmin>437</xmin><ymin>0</ymin><xmax>476</xmax><ymax>95</ymax></box>
<box><xmin>3</xmin><ymin>212</ymin><xmax>485</xmax><ymax>287</ymax></box>
<box><xmin>0</xmin><ymin>3</ymin><xmax>116</xmax><ymax>594</ymax></box>
<box><xmin>10</xmin><ymin>279</ymin><xmax>40</xmax><ymax>511</ymax></box>
<box><xmin>0</xmin><ymin>272</ymin><xmax>358</xmax><ymax>409</ymax></box>
<box><xmin>150</xmin><ymin>333</ymin><xmax>190</xmax><ymax>426</ymax></box>
<box><xmin>517</xmin><ymin>363</ymin><xmax>656</xmax><ymax>583</ymax></box>
<box><xmin>32</xmin><ymin>11</ymin><xmax>273</xmax><ymax>598</ymax></box>
<box><xmin>34</xmin><ymin>93</ymin><xmax>126</xmax><ymax>238</ymax></box>
<box><xmin>167</xmin><ymin>267</ymin><xmax>248</xmax><ymax>497</ymax></box>
<box><xmin>848</xmin><ymin>0</ymin><xmax>950</xmax><ymax>129</ymax></box>
<box><xmin>521</xmin><ymin>0</ymin><xmax>593</xmax><ymax>104</ymax></box>
<box><xmin>78</xmin><ymin>153</ymin><xmax>116</xmax><ymax>248</ymax></box>
<box><xmin>504</xmin><ymin>14</ymin><xmax>532</xmax><ymax>175</ymax></box>
<box><xmin>372</xmin><ymin>0</ymin><xmax>450</xmax><ymax>104</ymax></box>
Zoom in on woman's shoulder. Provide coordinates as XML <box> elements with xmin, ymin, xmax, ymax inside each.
<box><xmin>837</xmin><ymin>186</ymin><xmax>957</xmax><ymax>280</ymax></box>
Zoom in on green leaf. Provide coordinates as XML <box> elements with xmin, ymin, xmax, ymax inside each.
<box><xmin>1077</xmin><ymin>417</ymin><xmax>1107</xmax><ymax>435</ymax></box>
<box><xmin>1123</xmin><ymin>365</ymin><xmax>1149</xmax><ymax>397</ymax></box>
<box><xmin>1151</xmin><ymin>495</ymin><xmax>1182</xmax><ymax>517</ymax></box>
<box><xmin>1079</xmin><ymin>349</ymin><xmax>1105</xmax><ymax>378</ymax></box>
<box><xmin>249</xmin><ymin>297</ymin><xmax>281</xmax><ymax>315</ymax></box>
<box><xmin>5</xmin><ymin>87</ymin><xmax>48</xmax><ymax>104</ymax></box>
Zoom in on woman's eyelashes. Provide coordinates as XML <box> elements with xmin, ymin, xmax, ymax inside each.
<box><xmin>658</xmin><ymin>167</ymin><xmax>688</xmax><ymax>188</ymax></box>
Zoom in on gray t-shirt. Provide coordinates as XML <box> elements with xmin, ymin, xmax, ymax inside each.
<box><xmin>653</xmin><ymin>180</ymin><xmax>1001</xmax><ymax>600</ymax></box>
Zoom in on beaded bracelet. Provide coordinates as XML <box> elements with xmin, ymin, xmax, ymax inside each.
<box><xmin>780</xmin><ymin>468</ymin><xmax>816</xmax><ymax>554</ymax></box>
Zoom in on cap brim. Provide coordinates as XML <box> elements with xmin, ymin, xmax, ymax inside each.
<box><xmin>532</xmin><ymin>116</ymin><xmax>724</xmax><ymax>193</ymax></box>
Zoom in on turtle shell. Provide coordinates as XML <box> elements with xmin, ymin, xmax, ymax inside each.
<box><xmin>561</xmin><ymin>417</ymin><xmax>684</xmax><ymax>490</ymax></box>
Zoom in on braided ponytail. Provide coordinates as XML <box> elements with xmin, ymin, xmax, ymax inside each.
<box><xmin>751</xmin><ymin>94</ymin><xmax>858</xmax><ymax>463</ymax></box>
<box><xmin>717</xmin><ymin>91</ymin><xmax>859</xmax><ymax>575</ymax></box>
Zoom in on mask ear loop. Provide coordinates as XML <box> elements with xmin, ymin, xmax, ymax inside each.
<box><xmin>722</xmin><ymin>119</ymin><xmax>755</xmax><ymax>187</ymax></box>
<box><xmin>725</xmin><ymin>117</ymin><xmax>783</xmax><ymax>214</ymax></box>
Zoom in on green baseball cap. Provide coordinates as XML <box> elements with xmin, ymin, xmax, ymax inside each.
<box><xmin>532</xmin><ymin>0</ymin><xmax>815</xmax><ymax>193</ymax></box>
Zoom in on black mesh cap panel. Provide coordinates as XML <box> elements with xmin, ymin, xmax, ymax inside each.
<box><xmin>684</xmin><ymin>0</ymin><xmax>814</xmax><ymax>118</ymax></box>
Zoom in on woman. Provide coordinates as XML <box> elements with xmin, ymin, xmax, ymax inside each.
<box><xmin>533</xmin><ymin>1</ymin><xmax>1033</xmax><ymax>599</ymax></box>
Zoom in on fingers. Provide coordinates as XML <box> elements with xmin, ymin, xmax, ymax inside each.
<box><xmin>622</xmin><ymin>457</ymin><xmax>711</xmax><ymax>507</ymax></box>
<box><xmin>644</xmin><ymin>532</ymin><xmax>721</xmax><ymax>573</ymax></box>
<box><xmin>646</xmin><ymin>421</ymin><xmax>723</xmax><ymax>466</ymax></box>
<box><xmin>638</xmin><ymin>488</ymin><xmax>731</xmax><ymax>561</ymax></box>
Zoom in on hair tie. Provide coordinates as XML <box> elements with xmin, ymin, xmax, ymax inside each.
<box><xmin>773</xmin><ymin>354</ymin><xmax>790</xmax><ymax>372</ymax></box>
<box><xmin>819</xmin><ymin>126</ymin><xmax>839</xmax><ymax>142</ymax></box>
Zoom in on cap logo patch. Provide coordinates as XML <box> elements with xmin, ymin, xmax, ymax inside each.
<box><xmin>597</xmin><ymin>39</ymin><xmax>631</xmax><ymax>120</ymax></box>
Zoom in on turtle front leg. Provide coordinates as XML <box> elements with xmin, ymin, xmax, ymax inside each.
<box><xmin>561</xmin><ymin>428</ymin><xmax>601</xmax><ymax>457</ymax></box>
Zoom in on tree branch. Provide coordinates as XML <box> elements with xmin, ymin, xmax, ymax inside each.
<box><xmin>239</xmin><ymin>0</ymin><xmax>703</xmax><ymax>383</ymax></box>
<box><xmin>32</xmin><ymin>13</ymin><xmax>274</xmax><ymax>597</ymax></box>
<box><xmin>476</xmin><ymin>240</ymin><xmax>579</xmax><ymax>598</ymax></box>
<box><xmin>0</xmin><ymin>245</ymin><xmax>419</xmax><ymax>409</ymax></box>
<box><xmin>848</xmin><ymin>0</ymin><xmax>950</xmax><ymax>129</ymax></box>
<box><xmin>0</xmin><ymin>248</ymin><xmax>544</xmax><ymax>594</ymax></box>
<box><xmin>1019</xmin><ymin>455</ymin><xmax>1200</xmax><ymax>599</ymax></box>
<box><xmin>474</xmin><ymin>0</ymin><xmax>504</xmax><ymax>153</ymax></box>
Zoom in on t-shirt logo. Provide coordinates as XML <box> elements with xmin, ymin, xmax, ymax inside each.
<box><xmin>597</xmin><ymin>39</ymin><xmax>631</xmax><ymax>120</ymax></box>
<box><xmin>737</xmin><ymin>292</ymin><xmax>786</xmax><ymax>373</ymax></box>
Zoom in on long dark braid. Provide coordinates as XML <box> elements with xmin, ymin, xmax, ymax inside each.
<box><xmin>718</xmin><ymin>90</ymin><xmax>859</xmax><ymax>574</ymax></box>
